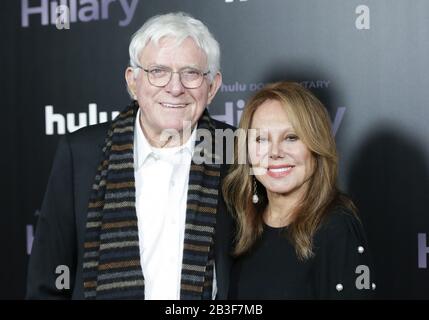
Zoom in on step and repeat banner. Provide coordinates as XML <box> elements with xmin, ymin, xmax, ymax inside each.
<box><xmin>1</xmin><ymin>0</ymin><xmax>429</xmax><ymax>299</ymax></box>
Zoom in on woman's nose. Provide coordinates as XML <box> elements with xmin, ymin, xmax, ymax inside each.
<box><xmin>269</xmin><ymin>142</ymin><xmax>285</xmax><ymax>159</ymax></box>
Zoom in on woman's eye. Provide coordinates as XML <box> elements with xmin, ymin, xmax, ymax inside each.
<box><xmin>285</xmin><ymin>135</ymin><xmax>298</xmax><ymax>141</ymax></box>
<box><xmin>256</xmin><ymin>136</ymin><xmax>268</xmax><ymax>143</ymax></box>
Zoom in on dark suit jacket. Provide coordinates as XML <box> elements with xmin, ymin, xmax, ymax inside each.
<box><xmin>26</xmin><ymin>117</ymin><xmax>235</xmax><ymax>299</ymax></box>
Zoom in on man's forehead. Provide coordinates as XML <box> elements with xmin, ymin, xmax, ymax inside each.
<box><xmin>140</xmin><ymin>37</ymin><xmax>206</xmax><ymax>63</ymax></box>
<box><xmin>145</xmin><ymin>36</ymin><xmax>200</xmax><ymax>52</ymax></box>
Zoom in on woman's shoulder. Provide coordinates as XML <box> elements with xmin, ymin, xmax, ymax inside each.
<box><xmin>315</xmin><ymin>205</ymin><xmax>366</xmax><ymax>246</ymax></box>
<box><xmin>320</xmin><ymin>205</ymin><xmax>360</xmax><ymax>228</ymax></box>
<box><xmin>312</xmin><ymin>206</ymin><xmax>376</xmax><ymax>299</ymax></box>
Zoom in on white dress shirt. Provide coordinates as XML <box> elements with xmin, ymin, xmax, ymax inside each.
<box><xmin>133</xmin><ymin>109</ymin><xmax>216</xmax><ymax>299</ymax></box>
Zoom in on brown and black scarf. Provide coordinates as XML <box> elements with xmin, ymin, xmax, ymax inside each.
<box><xmin>82</xmin><ymin>101</ymin><xmax>221</xmax><ymax>299</ymax></box>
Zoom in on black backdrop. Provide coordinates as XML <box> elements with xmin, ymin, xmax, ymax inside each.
<box><xmin>1</xmin><ymin>0</ymin><xmax>429</xmax><ymax>299</ymax></box>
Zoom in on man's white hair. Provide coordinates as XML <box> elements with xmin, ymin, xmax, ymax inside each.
<box><xmin>127</xmin><ymin>12</ymin><xmax>221</xmax><ymax>97</ymax></box>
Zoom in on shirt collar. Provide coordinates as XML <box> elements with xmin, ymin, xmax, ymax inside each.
<box><xmin>134</xmin><ymin>108</ymin><xmax>196</xmax><ymax>170</ymax></box>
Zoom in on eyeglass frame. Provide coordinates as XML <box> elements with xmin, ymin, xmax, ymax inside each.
<box><xmin>135</xmin><ymin>65</ymin><xmax>211</xmax><ymax>89</ymax></box>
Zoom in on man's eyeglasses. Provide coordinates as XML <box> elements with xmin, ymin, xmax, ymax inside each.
<box><xmin>136</xmin><ymin>65</ymin><xmax>210</xmax><ymax>89</ymax></box>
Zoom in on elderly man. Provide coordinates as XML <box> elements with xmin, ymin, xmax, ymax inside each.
<box><xmin>27</xmin><ymin>12</ymin><xmax>234</xmax><ymax>300</ymax></box>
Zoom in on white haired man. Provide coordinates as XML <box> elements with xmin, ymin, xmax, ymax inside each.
<box><xmin>27</xmin><ymin>12</ymin><xmax>234</xmax><ymax>300</ymax></box>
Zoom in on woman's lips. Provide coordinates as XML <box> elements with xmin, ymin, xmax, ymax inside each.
<box><xmin>266</xmin><ymin>165</ymin><xmax>294</xmax><ymax>178</ymax></box>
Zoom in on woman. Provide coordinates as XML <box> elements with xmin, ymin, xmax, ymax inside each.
<box><xmin>223</xmin><ymin>82</ymin><xmax>375</xmax><ymax>299</ymax></box>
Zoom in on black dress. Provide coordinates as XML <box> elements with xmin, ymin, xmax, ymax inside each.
<box><xmin>229</xmin><ymin>207</ymin><xmax>376</xmax><ymax>299</ymax></box>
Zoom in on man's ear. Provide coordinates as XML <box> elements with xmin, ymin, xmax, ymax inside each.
<box><xmin>207</xmin><ymin>72</ymin><xmax>222</xmax><ymax>105</ymax></box>
<box><xmin>125</xmin><ymin>67</ymin><xmax>137</xmax><ymax>99</ymax></box>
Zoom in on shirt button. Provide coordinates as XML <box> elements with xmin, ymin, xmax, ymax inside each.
<box><xmin>336</xmin><ymin>283</ymin><xmax>343</xmax><ymax>292</ymax></box>
<box><xmin>358</xmin><ymin>246</ymin><xmax>365</xmax><ymax>254</ymax></box>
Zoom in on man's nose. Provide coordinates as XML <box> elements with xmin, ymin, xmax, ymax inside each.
<box><xmin>165</xmin><ymin>72</ymin><xmax>185</xmax><ymax>95</ymax></box>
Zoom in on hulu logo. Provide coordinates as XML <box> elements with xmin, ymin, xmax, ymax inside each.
<box><xmin>45</xmin><ymin>104</ymin><xmax>119</xmax><ymax>135</ymax></box>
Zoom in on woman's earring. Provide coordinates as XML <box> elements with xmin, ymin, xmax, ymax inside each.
<box><xmin>252</xmin><ymin>178</ymin><xmax>259</xmax><ymax>204</ymax></box>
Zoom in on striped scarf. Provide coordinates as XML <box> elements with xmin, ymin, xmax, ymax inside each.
<box><xmin>82</xmin><ymin>101</ymin><xmax>220</xmax><ymax>299</ymax></box>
